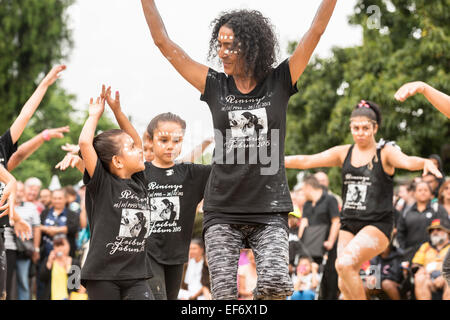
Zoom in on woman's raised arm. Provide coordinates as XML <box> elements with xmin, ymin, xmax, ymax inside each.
<box><xmin>141</xmin><ymin>0</ymin><xmax>209</xmax><ymax>94</ymax></box>
<box><xmin>289</xmin><ymin>0</ymin><xmax>337</xmax><ymax>85</ymax></box>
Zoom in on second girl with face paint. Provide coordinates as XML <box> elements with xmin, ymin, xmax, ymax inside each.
<box><xmin>143</xmin><ymin>113</ymin><xmax>211</xmax><ymax>300</ymax></box>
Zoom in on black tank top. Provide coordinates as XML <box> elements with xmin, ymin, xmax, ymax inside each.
<box><xmin>341</xmin><ymin>145</ymin><xmax>394</xmax><ymax>222</ymax></box>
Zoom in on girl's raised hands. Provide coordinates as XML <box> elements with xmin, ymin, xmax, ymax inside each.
<box><xmin>89</xmin><ymin>96</ymin><xmax>105</xmax><ymax>119</ymax></box>
<box><xmin>103</xmin><ymin>85</ymin><xmax>121</xmax><ymax>113</ymax></box>
<box><xmin>41</xmin><ymin>64</ymin><xmax>67</xmax><ymax>87</ymax></box>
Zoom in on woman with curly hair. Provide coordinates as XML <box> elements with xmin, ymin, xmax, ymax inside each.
<box><xmin>141</xmin><ymin>0</ymin><xmax>337</xmax><ymax>300</ymax></box>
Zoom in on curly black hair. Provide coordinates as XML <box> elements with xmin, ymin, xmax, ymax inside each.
<box><xmin>208</xmin><ymin>9</ymin><xmax>279</xmax><ymax>83</ymax></box>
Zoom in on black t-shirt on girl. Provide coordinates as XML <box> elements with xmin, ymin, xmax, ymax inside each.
<box><xmin>81</xmin><ymin>159</ymin><xmax>152</xmax><ymax>282</ymax></box>
<box><xmin>200</xmin><ymin>58</ymin><xmax>297</xmax><ymax>219</ymax></box>
<box><xmin>145</xmin><ymin>162</ymin><xmax>211</xmax><ymax>265</ymax></box>
<box><xmin>0</xmin><ymin>129</ymin><xmax>18</xmax><ymax>227</ymax></box>
<box><xmin>341</xmin><ymin>145</ymin><xmax>394</xmax><ymax>223</ymax></box>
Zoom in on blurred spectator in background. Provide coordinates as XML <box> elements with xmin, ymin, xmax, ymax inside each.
<box><xmin>365</xmin><ymin>243</ymin><xmax>405</xmax><ymax>300</ymax></box>
<box><xmin>444</xmin><ymin>248</ymin><xmax>450</xmax><ymax>288</ymax></box>
<box><xmin>300</xmin><ymin>175</ymin><xmax>340</xmax><ymax>300</ymax></box>
<box><xmin>412</xmin><ymin>219</ymin><xmax>450</xmax><ymax>300</ymax></box>
<box><xmin>4</xmin><ymin>181</ymin><xmax>25</xmax><ymax>300</ymax></box>
<box><xmin>39</xmin><ymin>234</ymin><xmax>81</xmax><ymax>300</ymax></box>
<box><xmin>288</xmin><ymin>208</ymin><xmax>310</xmax><ymax>276</ymax></box>
<box><xmin>422</xmin><ymin>173</ymin><xmax>440</xmax><ymax>202</ymax></box>
<box><xmin>64</xmin><ymin>186</ymin><xmax>81</xmax><ymax>215</ymax></box>
<box><xmin>40</xmin><ymin>189</ymin><xmax>79</xmax><ymax>259</ymax></box>
<box><xmin>238</xmin><ymin>249</ymin><xmax>257</xmax><ymax>300</ymax></box>
<box><xmin>395</xmin><ymin>181</ymin><xmax>416</xmax><ymax>216</ymax></box>
<box><xmin>24</xmin><ymin>177</ymin><xmax>43</xmax><ymax>214</ymax></box>
<box><xmin>178</xmin><ymin>239</ymin><xmax>209</xmax><ymax>300</ymax></box>
<box><xmin>428</xmin><ymin>155</ymin><xmax>446</xmax><ymax>192</ymax></box>
<box><xmin>397</xmin><ymin>181</ymin><xmax>448</xmax><ymax>262</ymax></box>
<box><xmin>314</xmin><ymin>171</ymin><xmax>343</xmax><ymax>209</ymax></box>
<box><xmin>292</xmin><ymin>184</ymin><xmax>306</xmax><ymax>213</ymax></box>
<box><xmin>438</xmin><ymin>180</ymin><xmax>450</xmax><ymax>219</ymax></box>
<box><xmin>4</xmin><ymin>180</ymin><xmax>41</xmax><ymax>300</ymax></box>
<box><xmin>38</xmin><ymin>189</ymin><xmax>52</xmax><ymax>212</ymax></box>
<box><xmin>289</xmin><ymin>256</ymin><xmax>319</xmax><ymax>300</ymax></box>
<box><xmin>37</xmin><ymin>189</ymin><xmax>79</xmax><ymax>300</ymax></box>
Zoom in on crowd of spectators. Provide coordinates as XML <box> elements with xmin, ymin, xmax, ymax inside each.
<box><xmin>4</xmin><ymin>154</ymin><xmax>449</xmax><ymax>300</ymax></box>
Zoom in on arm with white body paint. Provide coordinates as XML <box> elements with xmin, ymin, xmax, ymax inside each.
<box><xmin>141</xmin><ymin>0</ymin><xmax>209</xmax><ymax>94</ymax></box>
<box><xmin>285</xmin><ymin>145</ymin><xmax>350</xmax><ymax>170</ymax></box>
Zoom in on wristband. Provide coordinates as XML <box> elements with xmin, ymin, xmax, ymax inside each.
<box><xmin>34</xmin><ymin>247</ymin><xmax>40</xmax><ymax>253</ymax></box>
<box><xmin>42</xmin><ymin>129</ymin><xmax>51</xmax><ymax>141</ymax></box>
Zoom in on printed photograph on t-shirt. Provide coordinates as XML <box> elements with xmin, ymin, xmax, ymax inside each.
<box><xmin>344</xmin><ymin>184</ymin><xmax>368</xmax><ymax>210</ymax></box>
<box><xmin>228</xmin><ymin>108</ymin><xmax>268</xmax><ymax>138</ymax></box>
<box><xmin>119</xmin><ymin>208</ymin><xmax>151</xmax><ymax>239</ymax></box>
<box><xmin>150</xmin><ymin>196</ymin><xmax>180</xmax><ymax>222</ymax></box>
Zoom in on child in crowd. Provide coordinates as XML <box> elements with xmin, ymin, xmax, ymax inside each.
<box><xmin>289</xmin><ymin>256</ymin><xmax>319</xmax><ymax>300</ymax></box>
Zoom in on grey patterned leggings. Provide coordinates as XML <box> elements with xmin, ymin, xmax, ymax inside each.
<box><xmin>204</xmin><ymin>224</ymin><xmax>293</xmax><ymax>300</ymax></box>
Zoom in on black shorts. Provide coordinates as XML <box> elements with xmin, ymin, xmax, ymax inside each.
<box><xmin>340</xmin><ymin>215</ymin><xmax>394</xmax><ymax>241</ymax></box>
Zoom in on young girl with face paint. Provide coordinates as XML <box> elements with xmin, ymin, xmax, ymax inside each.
<box><xmin>144</xmin><ymin>113</ymin><xmax>211</xmax><ymax>300</ymax></box>
<box><xmin>78</xmin><ymin>86</ymin><xmax>153</xmax><ymax>300</ymax></box>
<box><xmin>285</xmin><ymin>100</ymin><xmax>442</xmax><ymax>300</ymax></box>
<box><xmin>141</xmin><ymin>0</ymin><xmax>337</xmax><ymax>300</ymax></box>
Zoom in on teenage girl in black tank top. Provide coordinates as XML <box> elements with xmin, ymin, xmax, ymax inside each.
<box><xmin>285</xmin><ymin>100</ymin><xmax>442</xmax><ymax>300</ymax></box>
<box><xmin>341</xmin><ymin>144</ymin><xmax>394</xmax><ymax>224</ymax></box>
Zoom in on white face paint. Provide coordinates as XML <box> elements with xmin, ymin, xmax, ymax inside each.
<box><xmin>350</xmin><ymin>120</ymin><xmax>375</xmax><ymax>137</ymax></box>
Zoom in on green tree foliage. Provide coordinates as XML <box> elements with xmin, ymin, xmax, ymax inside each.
<box><xmin>285</xmin><ymin>0</ymin><xmax>450</xmax><ymax>194</ymax></box>
<box><xmin>0</xmin><ymin>0</ymin><xmax>116</xmax><ymax>187</ymax></box>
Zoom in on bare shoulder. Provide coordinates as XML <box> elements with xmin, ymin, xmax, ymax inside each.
<box><xmin>334</xmin><ymin>144</ymin><xmax>352</xmax><ymax>165</ymax></box>
<box><xmin>379</xmin><ymin>144</ymin><xmax>397</xmax><ymax>174</ymax></box>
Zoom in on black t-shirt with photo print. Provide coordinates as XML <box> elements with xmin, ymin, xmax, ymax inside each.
<box><xmin>200</xmin><ymin>58</ymin><xmax>297</xmax><ymax>217</ymax></box>
<box><xmin>145</xmin><ymin>162</ymin><xmax>211</xmax><ymax>265</ymax></box>
<box><xmin>0</xmin><ymin>129</ymin><xmax>18</xmax><ymax>227</ymax></box>
<box><xmin>81</xmin><ymin>159</ymin><xmax>152</xmax><ymax>282</ymax></box>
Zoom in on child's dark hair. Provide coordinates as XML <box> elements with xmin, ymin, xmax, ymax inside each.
<box><xmin>146</xmin><ymin>113</ymin><xmax>186</xmax><ymax>139</ymax></box>
<box><xmin>191</xmin><ymin>238</ymin><xmax>204</xmax><ymax>250</ymax></box>
<box><xmin>351</xmin><ymin>100</ymin><xmax>382</xmax><ymax>127</ymax></box>
<box><xmin>78</xmin><ymin>129</ymin><xmax>125</xmax><ymax>171</ymax></box>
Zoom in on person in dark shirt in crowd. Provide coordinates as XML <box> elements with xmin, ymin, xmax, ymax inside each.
<box><xmin>64</xmin><ymin>186</ymin><xmax>81</xmax><ymax>215</ymax></box>
<box><xmin>422</xmin><ymin>173</ymin><xmax>440</xmax><ymax>201</ymax></box>
<box><xmin>444</xmin><ymin>247</ymin><xmax>450</xmax><ymax>288</ymax></box>
<box><xmin>39</xmin><ymin>189</ymin><xmax>52</xmax><ymax>212</ymax></box>
<box><xmin>37</xmin><ymin>189</ymin><xmax>79</xmax><ymax>300</ymax></box>
<box><xmin>428</xmin><ymin>155</ymin><xmax>445</xmax><ymax>193</ymax></box>
<box><xmin>365</xmin><ymin>243</ymin><xmax>404</xmax><ymax>300</ymax></box>
<box><xmin>288</xmin><ymin>207</ymin><xmax>310</xmax><ymax>276</ymax></box>
<box><xmin>397</xmin><ymin>180</ymin><xmax>449</xmax><ymax>262</ymax></box>
<box><xmin>300</xmin><ymin>175</ymin><xmax>340</xmax><ymax>300</ymax></box>
<box><xmin>314</xmin><ymin>171</ymin><xmax>343</xmax><ymax>209</ymax></box>
<box><xmin>394</xmin><ymin>181</ymin><xmax>416</xmax><ymax>216</ymax></box>
<box><xmin>438</xmin><ymin>180</ymin><xmax>450</xmax><ymax>220</ymax></box>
